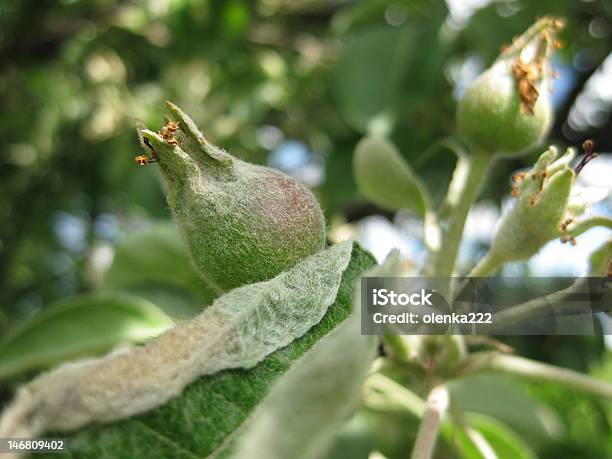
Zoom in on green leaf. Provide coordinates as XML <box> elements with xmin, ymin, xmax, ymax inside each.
<box><xmin>445</xmin><ymin>413</ymin><xmax>537</xmax><ymax>459</ymax></box>
<box><xmin>333</xmin><ymin>26</ymin><xmax>416</xmax><ymax>133</ymax></box>
<box><xmin>588</xmin><ymin>239</ymin><xmax>612</xmax><ymax>276</ymax></box>
<box><xmin>361</xmin><ymin>373</ymin><xmax>533</xmax><ymax>459</ymax></box>
<box><xmin>227</xmin><ymin>303</ymin><xmax>376</xmax><ymax>459</ymax></box>
<box><xmin>448</xmin><ymin>374</ymin><xmax>563</xmax><ymax>449</ymax></box>
<box><xmin>332</xmin><ymin>18</ymin><xmax>449</xmax><ymax>137</ymax></box>
<box><xmin>226</xmin><ymin>251</ymin><xmax>400</xmax><ymax>459</ymax></box>
<box><xmin>102</xmin><ymin>223</ymin><xmax>218</xmax><ymax>316</ymax></box>
<box><xmin>463</xmin><ymin>413</ymin><xmax>538</xmax><ymax>459</ymax></box>
<box><xmin>34</xmin><ymin>243</ymin><xmax>376</xmax><ymax>458</ymax></box>
<box><xmin>354</xmin><ymin>136</ymin><xmax>428</xmax><ymax>216</ymax></box>
<box><xmin>0</xmin><ymin>293</ymin><xmax>174</xmax><ymax>379</ymax></box>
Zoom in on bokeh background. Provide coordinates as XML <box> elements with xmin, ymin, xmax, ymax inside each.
<box><xmin>1</xmin><ymin>1</ymin><xmax>611</xmax><ymax>457</ymax></box>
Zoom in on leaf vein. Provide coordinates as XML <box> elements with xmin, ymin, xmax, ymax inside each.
<box><xmin>133</xmin><ymin>419</ymin><xmax>202</xmax><ymax>459</ymax></box>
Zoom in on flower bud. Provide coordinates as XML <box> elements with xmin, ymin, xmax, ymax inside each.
<box><xmin>487</xmin><ymin>146</ymin><xmax>574</xmax><ymax>262</ymax></box>
<box><xmin>457</xmin><ymin>17</ymin><xmax>563</xmax><ymax>156</ymax></box>
<box><xmin>137</xmin><ymin>102</ymin><xmax>326</xmax><ymax>291</ymax></box>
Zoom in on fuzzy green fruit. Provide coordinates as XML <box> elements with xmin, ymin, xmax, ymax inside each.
<box><xmin>469</xmin><ymin>143</ymin><xmax>610</xmax><ymax>277</ymax></box>
<box><xmin>456</xmin><ymin>60</ymin><xmax>552</xmax><ymax>156</ymax></box>
<box><xmin>457</xmin><ymin>17</ymin><xmax>563</xmax><ymax>157</ymax></box>
<box><xmin>138</xmin><ymin>102</ymin><xmax>326</xmax><ymax>292</ymax></box>
<box><xmin>490</xmin><ymin>152</ymin><xmax>574</xmax><ymax>261</ymax></box>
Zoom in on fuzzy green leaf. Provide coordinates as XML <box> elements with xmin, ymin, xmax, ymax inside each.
<box><xmin>227</xmin><ymin>306</ymin><xmax>376</xmax><ymax>459</ymax></box>
<box><xmin>354</xmin><ymin>137</ymin><xmax>428</xmax><ymax>216</ymax></box>
<box><xmin>0</xmin><ymin>293</ymin><xmax>174</xmax><ymax>379</ymax></box>
<box><xmin>36</xmin><ymin>243</ymin><xmax>375</xmax><ymax>458</ymax></box>
<box><xmin>225</xmin><ymin>251</ymin><xmax>398</xmax><ymax>459</ymax></box>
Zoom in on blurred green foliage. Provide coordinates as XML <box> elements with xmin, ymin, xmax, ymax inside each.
<box><xmin>1</xmin><ymin>1</ymin><xmax>611</xmax><ymax>456</ymax></box>
<box><xmin>1</xmin><ymin>0</ymin><xmax>610</xmax><ymax>318</ymax></box>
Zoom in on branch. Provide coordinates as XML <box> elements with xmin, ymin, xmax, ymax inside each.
<box><xmin>410</xmin><ymin>385</ymin><xmax>450</xmax><ymax>459</ymax></box>
<box><xmin>490</xmin><ymin>277</ymin><xmax>595</xmax><ymax>329</ymax></box>
<box><xmin>461</xmin><ymin>353</ymin><xmax>612</xmax><ymax>400</ymax></box>
<box><xmin>363</xmin><ymin>373</ymin><xmax>426</xmax><ymax>417</ymax></box>
<box><xmin>432</xmin><ymin>151</ymin><xmax>493</xmax><ymax>279</ymax></box>
<box><xmin>467</xmin><ymin>250</ymin><xmax>504</xmax><ymax>277</ymax></box>
<box><xmin>364</xmin><ymin>375</ymin><xmax>489</xmax><ymax>457</ymax></box>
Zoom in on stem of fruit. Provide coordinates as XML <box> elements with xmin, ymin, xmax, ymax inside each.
<box><xmin>433</xmin><ymin>150</ymin><xmax>493</xmax><ymax>279</ymax></box>
<box><xmin>364</xmin><ymin>375</ymin><xmax>485</xmax><ymax>456</ymax></box>
<box><xmin>410</xmin><ymin>385</ymin><xmax>449</xmax><ymax>459</ymax></box>
<box><xmin>490</xmin><ymin>277</ymin><xmax>597</xmax><ymax>329</ymax></box>
<box><xmin>567</xmin><ymin>216</ymin><xmax>612</xmax><ymax>237</ymax></box>
<box><xmin>467</xmin><ymin>250</ymin><xmax>504</xmax><ymax>277</ymax></box>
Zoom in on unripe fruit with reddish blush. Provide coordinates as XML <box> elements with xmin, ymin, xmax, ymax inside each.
<box><xmin>138</xmin><ymin>102</ymin><xmax>326</xmax><ymax>291</ymax></box>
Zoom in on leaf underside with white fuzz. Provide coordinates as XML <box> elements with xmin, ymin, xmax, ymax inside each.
<box><xmin>224</xmin><ymin>252</ymin><xmax>399</xmax><ymax>459</ymax></box>
<box><xmin>38</xmin><ymin>243</ymin><xmax>375</xmax><ymax>459</ymax></box>
<box><xmin>226</xmin><ymin>302</ymin><xmax>376</xmax><ymax>459</ymax></box>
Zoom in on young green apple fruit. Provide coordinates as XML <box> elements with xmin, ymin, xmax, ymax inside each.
<box><xmin>137</xmin><ymin>102</ymin><xmax>326</xmax><ymax>291</ymax></box>
<box><xmin>457</xmin><ymin>17</ymin><xmax>563</xmax><ymax>156</ymax></box>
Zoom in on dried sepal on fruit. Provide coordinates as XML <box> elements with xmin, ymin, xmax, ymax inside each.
<box><xmin>513</xmin><ymin>57</ymin><xmax>541</xmax><ymax>115</ymax></box>
<box><xmin>510</xmin><ymin>21</ymin><xmax>563</xmax><ymax>115</ymax></box>
<box><xmin>159</xmin><ymin>119</ymin><xmax>180</xmax><ymax>146</ymax></box>
<box><xmin>133</xmin><ymin>137</ymin><xmax>159</xmax><ymax>166</ymax></box>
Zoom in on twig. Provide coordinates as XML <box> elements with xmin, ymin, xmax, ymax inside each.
<box><xmin>567</xmin><ymin>216</ymin><xmax>612</xmax><ymax>238</ymax></box>
<box><xmin>462</xmin><ymin>353</ymin><xmax>612</xmax><ymax>400</ymax></box>
<box><xmin>410</xmin><ymin>385</ymin><xmax>450</xmax><ymax>459</ymax></box>
<box><xmin>433</xmin><ymin>151</ymin><xmax>492</xmax><ymax>280</ymax></box>
<box><xmin>467</xmin><ymin>250</ymin><xmax>504</xmax><ymax>277</ymax></box>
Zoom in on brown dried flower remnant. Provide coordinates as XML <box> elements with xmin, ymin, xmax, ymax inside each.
<box><xmin>510</xmin><ymin>169</ymin><xmax>548</xmax><ymax>204</ymax></box>
<box><xmin>559</xmin><ymin>217</ymin><xmax>575</xmax><ymax>232</ymax></box>
<box><xmin>574</xmin><ymin>139</ymin><xmax>598</xmax><ymax>175</ymax></box>
<box><xmin>135</xmin><ymin>121</ymin><xmax>180</xmax><ymax>166</ymax></box>
<box><xmin>560</xmin><ymin>234</ymin><xmax>577</xmax><ymax>246</ymax></box>
<box><xmin>159</xmin><ymin>120</ymin><xmax>180</xmax><ymax>146</ymax></box>
<box><xmin>513</xmin><ymin>58</ymin><xmax>542</xmax><ymax>115</ymax></box>
<box><xmin>134</xmin><ymin>137</ymin><xmax>159</xmax><ymax>166</ymax></box>
<box><xmin>529</xmin><ymin>169</ymin><xmax>548</xmax><ymax>206</ymax></box>
<box><xmin>559</xmin><ymin>216</ymin><xmax>577</xmax><ymax>245</ymax></box>
<box><xmin>508</xmin><ymin>17</ymin><xmax>565</xmax><ymax>115</ymax></box>
<box><xmin>511</xmin><ymin>171</ymin><xmax>528</xmax><ymax>197</ymax></box>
